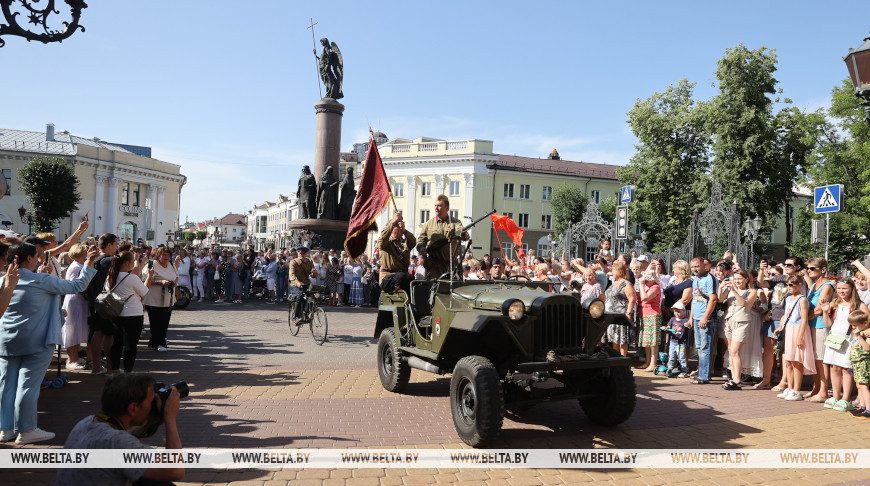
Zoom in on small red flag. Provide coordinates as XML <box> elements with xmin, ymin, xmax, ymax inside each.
<box><xmin>490</xmin><ymin>213</ymin><xmax>526</xmax><ymax>259</ymax></box>
<box><xmin>344</xmin><ymin>140</ymin><xmax>392</xmax><ymax>260</ymax></box>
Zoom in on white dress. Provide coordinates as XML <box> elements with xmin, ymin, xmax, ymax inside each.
<box><xmin>176</xmin><ymin>257</ymin><xmax>191</xmax><ymax>287</ymax></box>
<box><xmin>61</xmin><ymin>261</ymin><xmax>89</xmax><ymax>347</ymax></box>
<box><xmin>823</xmin><ymin>304</ymin><xmax>853</xmax><ymax>369</ymax></box>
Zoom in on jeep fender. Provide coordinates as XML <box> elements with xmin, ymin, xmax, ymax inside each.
<box><xmin>374</xmin><ymin>306</ymin><xmax>401</xmax><ymax>339</ymax></box>
<box><xmin>439</xmin><ymin>314</ymin><xmax>533</xmax><ymax>365</ymax></box>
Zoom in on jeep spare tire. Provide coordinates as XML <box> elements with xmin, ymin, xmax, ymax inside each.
<box><xmin>450</xmin><ymin>356</ymin><xmax>504</xmax><ymax>447</ymax></box>
<box><xmin>578</xmin><ymin>346</ymin><xmax>636</xmax><ymax>426</ymax></box>
<box><xmin>377</xmin><ymin>328</ymin><xmax>411</xmax><ymax>392</ymax></box>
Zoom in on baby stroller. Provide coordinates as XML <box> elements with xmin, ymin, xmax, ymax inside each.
<box><xmin>249</xmin><ymin>270</ymin><xmax>268</xmax><ymax>299</ymax></box>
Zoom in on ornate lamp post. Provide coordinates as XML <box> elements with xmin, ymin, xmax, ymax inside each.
<box><xmin>17</xmin><ymin>205</ymin><xmax>42</xmax><ymax>234</ymax></box>
<box><xmin>845</xmin><ymin>33</ymin><xmax>870</xmax><ymax>127</ymax></box>
<box><xmin>742</xmin><ymin>216</ymin><xmax>762</xmax><ymax>269</ymax></box>
<box><xmin>0</xmin><ymin>0</ymin><xmax>87</xmax><ymax>48</ymax></box>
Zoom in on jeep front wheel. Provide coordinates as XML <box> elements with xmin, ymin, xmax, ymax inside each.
<box><xmin>578</xmin><ymin>347</ymin><xmax>636</xmax><ymax>426</ymax></box>
<box><xmin>377</xmin><ymin>328</ymin><xmax>410</xmax><ymax>392</ymax></box>
<box><xmin>450</xmin><ymin>356</ymin><xmax>504</xmax><ymax>447</ymax></box>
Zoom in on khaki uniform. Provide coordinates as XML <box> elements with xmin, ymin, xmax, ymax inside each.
<box><xmin>377</xmin><ymin>221</ymin><xmax>416</xmax><ymax>284</ymax></box>
<box><xmin>417</xmin><ymin>215</ymin><xmax>464</xmax><ymax>280</ymax></box>
<box><xmin>289</xmin><ymin>257</ymin><xmax>314</xmax><ymax>286</ymax></box>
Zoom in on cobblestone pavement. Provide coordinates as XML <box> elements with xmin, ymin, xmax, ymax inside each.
<box><xmin>4</xmin><ymin>300</ymin><xmax>870</xmax><ymax>485</ymax></box>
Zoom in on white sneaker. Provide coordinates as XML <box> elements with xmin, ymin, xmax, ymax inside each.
<box><xmin>0</xmin><ymin>430</ymin><xmax>17</xmax><ymax>442</ymax></box>
<box><xmin>777</xmin><ymin>388</ymin><xmax>792</xmax><ymax>399</ymax></box>
<box><xmin>156</xmin><ymin>346</ymin><xmax>167</xmax><ymax>352</ymax></box>
<box><xmin>15</xmin><ymin>428</ymin><xmax>55</xmax><ymax>444</ymax></box>
<box><xmin>65</xmin><ymin>362</ymin><xmax>85</xmax><ymax>370</ymax></box>
<box><xmin>215</xmin><ymin>299</ymin><xmax>225</xmax><ymax>303</ymax></box>
<box><xmin>785</xmin><ymin>389</ymin><xmax>804</xmax><ymax>401</ymax></box>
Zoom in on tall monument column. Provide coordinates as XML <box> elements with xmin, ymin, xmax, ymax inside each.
<box><xmin>313</xmin><ymin>99</ymin><xmax>344</xmax><ymax>183</ymax></box>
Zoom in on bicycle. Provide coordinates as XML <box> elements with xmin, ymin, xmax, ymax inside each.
<box><xmin>288</xmin><ymin>287</ymin><xmax>328</xmax><ymax>345</ymax></box>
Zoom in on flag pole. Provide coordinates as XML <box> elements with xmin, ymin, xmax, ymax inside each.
<box><xmin>368</xmin><ymin>126</ymin><xmax>399</xmax><ymax>215</ymax></box>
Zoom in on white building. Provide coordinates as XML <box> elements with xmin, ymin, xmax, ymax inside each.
<box><xmin>0</xmin><ymin>123</ymin><xmax>186</xmax><ymax>243</ymax></box>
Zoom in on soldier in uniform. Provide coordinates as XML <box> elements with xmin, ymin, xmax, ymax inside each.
<box><xmin>416</xmin><ymin>194</ymin><xmax>467</xmax><ymax>280</ymax></box>
<box><xmin>289</xmin><ymin>246</ymin><xmax>316</xmax><ymax>319</ymax></box>
<box><xmin>377</xmin><ymin>211</ymin><xmax>416</xmax><ymax>292</ymax></box>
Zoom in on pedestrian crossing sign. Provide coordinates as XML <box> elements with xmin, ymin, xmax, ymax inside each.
<box><xmin>620</xmin><ymin>186</ymin><xmax>634</xmax><ymax>204</ymax></box>
<box><xmin>813</xmin><ymin>184</ymin><xmax>842</xmax><ymax>214</ymax></box>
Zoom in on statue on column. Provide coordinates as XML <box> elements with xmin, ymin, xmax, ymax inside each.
<box><xmin>316</xmin><ymin>166</ymin><xmax>339</xmax><ymax>220</ymax></box>
<box><xmin>314</xmin><ymin>37</ymin><xmax>343</xmax><ymax>100</ymax></box>
<box><xmin>297</xmin><ymin>165</ymin><xmax>317</xmax><ymax>219</ymax></box>
<box><xmin>338</xmin><ymin>166</ymin><xmax>356</xmax><ymax>221</ymax></box>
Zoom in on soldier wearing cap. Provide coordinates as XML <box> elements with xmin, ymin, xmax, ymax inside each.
<box><xmin>289</xmin><ymin>246</ymin><xmax>316</xmax><ymax>319</ymax></box>
<box><xmin>377</xmin><ymin>211</ymin><xmax>416</xmax><ymax>288</ymax></box>
<box><xmin>416</xmin><ymin>194</ymin><xmax>466</xmax><ymax>281</ymax></box>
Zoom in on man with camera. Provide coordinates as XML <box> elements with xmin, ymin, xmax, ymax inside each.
<box><xmin>56</xmin><ymin>374</ymin><xmax>184</xmax><ymax>485</ymax></box>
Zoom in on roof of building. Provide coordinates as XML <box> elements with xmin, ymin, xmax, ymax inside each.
<box><xmin>489</xmin><ymin>154</ymin><xmax>618</xmax><ymax>180</ymax></box>
<box><xmin>217</xmin><ymin>213</ymin><xmax>246</xmax><ymax>226</ymax></box>
<box><xmin>0</xmin><ymin>127</ymin><xmax>137</xmax><ymax>156</ymax></box>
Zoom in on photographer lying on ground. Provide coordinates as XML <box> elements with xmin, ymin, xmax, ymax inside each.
<box><xmin>56</xmin><ymin>374</ymin><xmax>184</xmax><ymax>486</ymax></box>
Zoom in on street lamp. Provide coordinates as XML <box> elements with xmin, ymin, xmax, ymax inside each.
<box><xmin>0</xmin><ymin>1</ymin><xmax>88</xmax><ymax>48</ymax></box>
<box><xmin>844</xmin><ymin>33</ymin><xmax>870</xmax><ymax>127</ymax></box>
<box><xmin>743</xmin><ymin>216</ymin><xmax>763</xmax><ymax>268</ymax></box>
<box><xmin>18</xmin><ymin>205</ymin><xmax>43</xmax><ymax>234</ymax></box>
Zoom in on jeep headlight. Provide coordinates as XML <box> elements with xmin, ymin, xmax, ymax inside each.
<box><xmin>502</xmin><ymin>299</ymin><xmax>525</xmax><ymax>321</ymax></box>
<box><xmin>582</xmin><ymin>297</ymin><xmax>605</xmax><ymax>319</ymax></box>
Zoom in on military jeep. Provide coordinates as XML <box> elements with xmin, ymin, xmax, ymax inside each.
<box><xmin>373</xmin><ymin>277</ymin><xmax>637</xmax><ymax>447</ymax></box>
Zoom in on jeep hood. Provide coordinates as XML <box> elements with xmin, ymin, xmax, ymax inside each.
<box><xmin>452</xmin><ymin>284</ymin><xmax>552</xmax><ymax>311</ymax></box>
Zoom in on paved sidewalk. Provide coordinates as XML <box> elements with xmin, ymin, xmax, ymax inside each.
<box><xmin>3</xmin><ymin>300</ymin><xmax>870</xmax><ymax>485</ymax></box>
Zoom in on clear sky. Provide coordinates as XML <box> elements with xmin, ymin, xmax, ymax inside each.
<box><xmin>0</xmin><ymin>1</ymin><xmax>865</xmax><ymax>223</ymax></box>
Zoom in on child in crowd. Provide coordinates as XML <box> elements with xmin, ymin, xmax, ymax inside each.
<box><xmin>597</xmin><ymin>239</ymin><xmax>614</xmax><ymax>264</ymax></box>
<box><xmin>848</xmin><ymin>311</ymin><xmax>870</xmax><ymax>419</ymax></box>
<box><xmin>663</xmin><ymin>302</ymin><xmax>690</xmax><ymax>377</ymax></box>
<box><xmin>637</xmin><ymin>268</ymin><xmax>662</xmax><ymax>371</ymax></box>
<box><xmin>776</xmin><ymin>275</ymin><xmax>815</xmax><ymax>401</ymax></box>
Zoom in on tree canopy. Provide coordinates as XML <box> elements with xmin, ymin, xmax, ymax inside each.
<box><xmin>550</xmin><ymin>184</ymin><xmax>587</xmax><ymax>236</ymax></box>
<box><xmin>17</xmin><ymin>156</ymin><xmax>82</xmax><ymax>233</ymax></box>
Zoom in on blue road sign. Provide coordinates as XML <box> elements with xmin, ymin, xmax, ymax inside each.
<box><xmin>814</xmin><ymin>184</ymin><xmax>842</xmax><ymax>214</ymax></box>
<box><xmin>620</xmin><ymin>186</ymin><xmax>634</xmax><ymax>204</ymax></box>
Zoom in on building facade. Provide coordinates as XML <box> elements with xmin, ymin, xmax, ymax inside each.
<box><xmin>0</xmin><ymin>123</ymin><xmax>186</xmax><ymax>243</ymax></box>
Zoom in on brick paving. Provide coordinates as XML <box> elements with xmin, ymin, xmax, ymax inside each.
<box><xmin>3</xmin><ymin>300</ymin><xmax>870</xmax><ymax>485</ymax></box>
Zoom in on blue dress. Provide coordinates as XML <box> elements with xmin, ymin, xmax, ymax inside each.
<box><xmin>349</xmin><ymin>265</ymin><xmax>364</xmax><ymax>305</ymax></box>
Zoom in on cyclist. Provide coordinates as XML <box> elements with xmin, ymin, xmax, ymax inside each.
<box><xmin>289</xmin><ymin>246</ymin><xmax>315</xmax><ymax>319</ymax></box>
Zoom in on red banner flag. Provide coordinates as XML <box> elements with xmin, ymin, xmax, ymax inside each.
<box><xmin>490</xmin><ymin>213</ymin><xmax>526</xmax><ymax>259</ymax></box>
<box><xmin>344</xmin><ymin>140</ymin><xmax>392</xmax><ymax>260</ymax></box>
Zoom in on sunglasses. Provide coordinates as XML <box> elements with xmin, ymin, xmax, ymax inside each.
<box><xmin>786</xmin><ymin>283</ymin><xmax>799</xmax><ymax>287</ymax></box>
<box><xmin>807</xmin><ymin>267</ymin><xmax>822</xmax><ymax>271</ymax></box>
<box><xmin>783</xmin><ymin>263</ymin><xmax>795</xmax><ymax>268</ymax></box>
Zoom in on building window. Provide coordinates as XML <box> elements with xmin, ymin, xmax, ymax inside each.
<box><xmin>519</xmin><ymin>184</ymin><xmax>530</xmax><ymax>200</ymax></box>
<box><xmin>518</xmin><ymin>213</ymin><xmax>529</xmax><ymax>228</ymax></box>
<box><xmin>505</xmin><ymin>212</ymin><xmax>513</xmax><ymax>219</ymax></box>
<box><xmin>503</xmin><ymin>242</ymin><xmax>513</xmax><ymax>260</ymax></box>
<box><xmin>420</xmin><ymin>210</ymin><xmax>430</xmax><ymax>223</ymax></box>
<box><xmin>421</xmin><ymin>182</ymin><xmax>431</xmax><ymax>197</ymax></box>
<box><xmin>449</xmin><ymin>209</ymin><xmax>458</xmax><ymax>220</ymax></box>
<box><xmin>585</xmin><ymin>241</ymin><xmax>599</xmax><ymax>263</ymax></box>
<box><xmin>121</xmin><ymin>182</ymin><xmax>141</xmax><ymax>206</ymax></box>
<box><xmin>449</xmin><ymin>180</ymin><xmax>460</xmax><ymax>196</ymax></box>
<box><xmin>1</xmin><ymin>169</ymin><xmax>9</xmax><ymax>195</ymax></box>
<box><xmin>541</xmin><ymin>215</ymin><xmax>552</xmax><ymax>230</ymax></box>
<box><xmin>542</xmin><ymin>186</ymin><xmax>552</xmax><ymax>202</ymax></box>
<box><xmin>393</xmin><ymin>182</ymin><xmax>404</xmax><ymax>197</ymax></box>
<box><xmin>591</xmin><ymin>190</ymin><xmax>601</xmax><ymax>204</ymax></box>
<box><xmin>503</xmin><ymin>183</ymin><xmax>514</xmax><ymax>198</ymax></box>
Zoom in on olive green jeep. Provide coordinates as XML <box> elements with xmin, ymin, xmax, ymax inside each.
<box><xmin>373</xmin><ymin>277</ymin><xmax>637</xmax><ymax>447</ymax></box>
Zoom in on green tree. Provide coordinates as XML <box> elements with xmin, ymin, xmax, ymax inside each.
<box><xmin>550</xmin><ymin>184</ymin><xmax>587</xmax><ymax>236</ymax></box>
<box><xmin>195</xmin><ymin>230</ymin><xmax>208</xmax><ymax>241</ymax></box>
<box><xmin>789</xmin><ymin>79</ymin><xmax>870</xmax><ymax>270</ymax></box>
<box><xmin>599</xmin><ymin>194</ymin><xmax>618</xmax><ymax>224</ymax></box>
<box><xmin>617</xmin><ymin>79</ymin><xmax>711</xmax><ymax>252</ymax></box>
<box><xmin>17</xmin><ymin>156</ymin><xmax>82</xmax><ymax>233</ymax></box>
<box><xmin>182</xmin><ymin>231</ymin><xmax>196</xmax><ymax>243</ymax></box>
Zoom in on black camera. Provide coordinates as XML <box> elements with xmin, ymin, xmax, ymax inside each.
<box><xmin>150</xmin><ymin>381</ymin><xmax>189</xmax><ymax>422</ymax></box>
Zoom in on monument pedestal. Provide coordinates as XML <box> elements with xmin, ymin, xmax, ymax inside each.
<box><xmin>287</xmin><ymin>218</ymin><xmax>348</xmax><ymax>252</ymax></box>
<box><xmin>314</xmin><ymin>99</ymin><xmax>345</xmax><ymax>184</ymax></box>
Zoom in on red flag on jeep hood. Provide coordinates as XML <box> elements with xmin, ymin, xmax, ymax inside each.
<box><xmin>344</xmin><ymin>141</ymin><xmax>392</xmax><ymax>260</ymax></box>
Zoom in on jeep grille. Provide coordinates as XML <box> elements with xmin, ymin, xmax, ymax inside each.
<box><xmin>534</xmin><ymin>299</ymin><xmax>583</xmax><ymax>354</ymax></box>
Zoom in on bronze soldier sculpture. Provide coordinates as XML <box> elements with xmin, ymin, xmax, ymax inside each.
<box><xmin>297</xmin><ymin>165</ymin><xmax>317</xmax><ymax>219</ymax></box>
<box><xmin>316</xmin><ymin>166</ymin><xmax>339</xmax><ymax>220</ymax></box>
<box><xmin>338</xmin><ymin>166</ymin><xmax>356</xmax><ymax>221</ymax></box>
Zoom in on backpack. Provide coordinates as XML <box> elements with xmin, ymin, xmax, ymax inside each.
<box><xmin>84</xmin><ymin>254</ymin><xmax>113</xmax><ymax>303</ymax></box>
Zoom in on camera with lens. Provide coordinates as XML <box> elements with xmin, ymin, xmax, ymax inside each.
<box><xmin>150</xmin><ymin>381</ymin><xmax>189</xmax><ymax>422</ymax></box>
<box><xmin>165</xmin><ymin>281</ymin><xmax>175</xmax><ymax>295</ymax></box>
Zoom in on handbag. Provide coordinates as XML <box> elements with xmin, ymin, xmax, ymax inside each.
<box><xmin>94</xmin><ymin>274</ymin><xmax>132</xmax><ymax>320</ymax></box>
<box><xmin>825</xmin><ymin>333</ymin><xmax>848</xmax><ymax>352</ymax></box>
<box><xmin>776</xmin><ymin>296</ymin><xmax>804</xmax><ymax>352</ymax></box>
